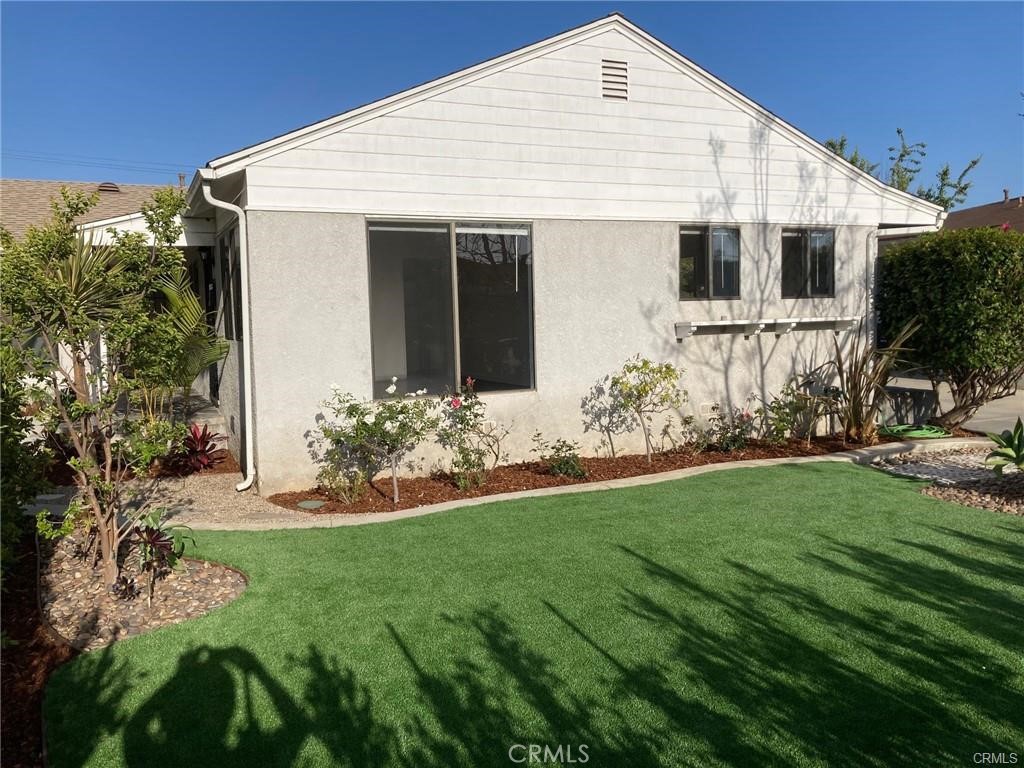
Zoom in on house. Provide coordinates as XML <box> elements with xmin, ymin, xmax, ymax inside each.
<box><xmin>82</xmin><ymin>13</ymin><xmax>944</xmax><ymax>495</ymax></box>
<box><xmin>0</xmin><ymin>179</ymin><xmax>170</xmax><ymax>240</ymax></box>
<box><xmin>943</xmin><ymin>189</ymin><xmax>1024</xmax><ymax>231</ymax></box>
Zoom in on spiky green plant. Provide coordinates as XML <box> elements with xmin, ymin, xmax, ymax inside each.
<box><xmin>985</xmin><ymin>417</ymin><xmax>1024</xmax><ymax>476</ymax></box>
<box><xmin>832</xmin><ymin>319</ymin><xmax>920</xmax><ymax>445</ymax></box>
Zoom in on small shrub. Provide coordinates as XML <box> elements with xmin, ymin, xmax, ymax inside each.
<box><xmin>133</xmin><ymin>508</ymin><xmax>194</xmax><ymax>608</ymax></box>
<box><xmin>111</xmin><ymin>574</ymin><xmax>140</xmax><ymax>601</ymax></box>
<box><xmin>123</xmin><ymin>418</ymin><xmax>189</xmax><ymax>473</ymax></box>
<box><xmin>318</xmin><ymin>461</ymin><xmax>368</xmax><ymax>503</ymax></box>
<box><xmin>707</xmin><ymin>402</ymin><xmax>757</xmax><ymax>452</ymax></box>
<box><xmin>436</xmin><ymin>378</ymin><xmax>509</xmax><ymax>490</ymax></box>
<box><xmin>757</xmin><ymin>379</ymin><xmax>842</xmax><ymax>446</ymax></box>
<box><xmin>985</xmin><ymin>417</ymin><xmax>1024</xmax><ymax>476</ymax></box>
<box><xmin>580</xmin><ymin>374</ymin><xmax>633</xmax><ymax>458</ymax></box>
<box><xmin>608</xmin><ymin>356</ymin><xmax>686</xmax><ymax>464</ymax></box>
<box><xmin>183</xmin><ymin>423</ymin><xmax>226</xmax><ymax>472</ymax></box>
<box><xmin>319</xmin><ymin>383</ymin><xmax>438</xmax><ymax>504</ymax></box>
<box><xmin>532</xmin><ymin>432</ymin><xmax>587</xmax><ymax>478</ymax></box>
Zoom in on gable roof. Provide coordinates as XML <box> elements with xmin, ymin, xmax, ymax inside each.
<box><xmin>199</xmin><ymin>13</ymin><xmax>941</xmax><ymax>221</ymax></box>
<box><xmin>944</xmin><ymin>193</ymin><xmax>1024</xmax><ymax>231</ymax></box>
<box><xmin>0</xmin><ymin>179</ymin><xmax>168</xmax><ymax>239</ymax></box>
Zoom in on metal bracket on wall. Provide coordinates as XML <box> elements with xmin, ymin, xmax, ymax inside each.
<box><xmin>675</xmin><ymin>316</ymin><xmax>861</xmax><ymax>342</ymax></box>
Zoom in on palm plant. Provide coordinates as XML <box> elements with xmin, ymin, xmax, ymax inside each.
<box><xmin>832</xmin><ymin>319</ymin><xmax>920</xmax><ymax>444</ymax></box>
<box><xmin>156</xmin><ymin>265</ymin><xmax>230</xmax><ymax>419</ymax></box>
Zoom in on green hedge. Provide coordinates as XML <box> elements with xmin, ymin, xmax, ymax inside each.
<box><xmin>879</xmin><ymin>227</ymin><xmax>1024</xmax><ymax>374</ymax></box>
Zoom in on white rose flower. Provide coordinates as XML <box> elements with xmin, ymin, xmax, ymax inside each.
<box><xmin>385</xmin><ymin>383</ymin><xmax>397</xmax><ymax>395</ymax></box>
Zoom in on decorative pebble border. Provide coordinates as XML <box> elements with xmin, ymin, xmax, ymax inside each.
<box><xmin>875</xmin><ymin>448</ymin><xmax>1023</xmax><ymax>515</ymax></box>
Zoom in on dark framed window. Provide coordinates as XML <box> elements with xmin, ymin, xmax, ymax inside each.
<box><xmin>367</xmin><ymin>221</ymin><xmax>534</xmax><ymax>398</ymax></box>
<box><xmin>218</xmin><ymin>233</ymin><xmax>234</xmax><ymax>340</ymax></box>
<box><xmin>679</xmin><ymin>226</ymin><xmax>740</xmax><ymax>300</ymax></box>
<box><xmin>230</xmin><ymin>228</ymin><xmax>243</xmax><ymax>340</ymax></box>
<box><xmin>218</xmin><ymin>228</ymin><xmax>243</xmax><ymax>341</ymax></box>
<box><xmin>782</xmin><ymin>229</ymin><xmax>835</xmax><ymax>298</ymax></box>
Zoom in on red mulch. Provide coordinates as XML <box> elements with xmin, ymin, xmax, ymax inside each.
<box><xmin>45</xmin><ymin>450</ymin><xmax>240</xmax><ymax>486</ymax></box>
<box><xmin>269</xmin><ymin>435</ymin><xmax>911</xmax><ymax>515</ymax></box>
<box><xmin>1</xmin><ymin>536</ymin><xmax>76</xmax><ymax>768</ymax></box>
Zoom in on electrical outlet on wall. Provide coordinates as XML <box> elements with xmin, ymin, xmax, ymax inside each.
<box><xmin>699</xmin><ymin>402</ymin><xmax>717</xmax><ymax>417</ymax></box>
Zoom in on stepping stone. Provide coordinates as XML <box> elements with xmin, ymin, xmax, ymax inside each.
<box><xmin>297</xmin><ymin>500</ymin><xmax>326</xmax><ymax>510</ymax></box>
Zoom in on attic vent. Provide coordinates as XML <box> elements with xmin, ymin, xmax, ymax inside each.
<box><xmin>601</xmin><ymin>59</ymin><xmax>628</xmax><ymax>100</ymax></box>
<box><xmin>97</xmin><ymin>182</ymin><xmax>120</xmax><ymax>193</ymax></box>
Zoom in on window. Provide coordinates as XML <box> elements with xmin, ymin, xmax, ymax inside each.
<box><xmin>679</xmin><ymin>226</ymin><xmax>740</xmax><ymax>300</ymax></box>
<box><xmin>218</xmin><ymin>228</ymin><xmax>243</xmax><ymax>341</ymax></box>
<box><xmin>368</xmin><ymin>221</ymin><xmax>534</xmax><ymax>398</ymax></box>
<box><xmin>781</xmin><ymin>229</ymin><xmax>834</xmax><ymax>298</ymax></box>
<box><xmin>218</xmin><ymin>233</ymin><xmax>234</xmax><ymax>340</ymax></box>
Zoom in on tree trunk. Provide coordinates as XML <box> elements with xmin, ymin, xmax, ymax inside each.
<box><xmin>640</xmin><ymin>419</ymin><xmax>653</xmax><ymax>464</ymax></box>
<box><xmin>390</xmin><ymin>456</ymin><xmax>400</xmax><ymax>504</ymax></box>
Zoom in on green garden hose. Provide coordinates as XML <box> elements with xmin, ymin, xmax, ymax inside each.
<box><xmin>878</xmin><ymin>424</ymin><xmax>950</xmax><ymax>439</ymax></box>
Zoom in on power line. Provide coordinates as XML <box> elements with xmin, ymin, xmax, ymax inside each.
<box><xmin>3</xmin><ymin>148</ymin><xmax>197</xmax><ymax>168</ymax></box>
<box><xmin>2</xmin><ymin>150</ymin><xmax>200</xmax><ymax>176</ymax></box>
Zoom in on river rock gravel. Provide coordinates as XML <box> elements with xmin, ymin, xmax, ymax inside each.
<box><xmin>877</xmin><ymin>448</ymin><xmax>1023</xmax><ymax>515</ymax></box>
<box><xmin>39</xmin><ymin>532</ymin><xmax>247</xmax><ymax>651</ymax></box>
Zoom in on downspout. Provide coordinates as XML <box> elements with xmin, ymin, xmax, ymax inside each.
<box><xmin>201</xmin><ymin>178</ymin><xmax>256</xmax><ymax>492</ymax></box>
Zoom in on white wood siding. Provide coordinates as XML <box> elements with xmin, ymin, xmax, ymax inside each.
<box><xmin>246</xmin><ymin>28</ymin><xmax>936</xmax><ymax>226</ymax></box>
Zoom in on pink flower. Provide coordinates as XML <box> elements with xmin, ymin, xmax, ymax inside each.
<box><xmin>465</xmin><ymin>376</ymin><xmax>475</xmax><ymax>392</ymax></box>
<box><xmin>450</xmin><ymin>397</ymin><xmax>462</xmax><ymax>409</ymax></box>
<box><xmin>1002</xmin><ymin>222</ymin><xmax>1011</xmax><ymax>232</ymax></box>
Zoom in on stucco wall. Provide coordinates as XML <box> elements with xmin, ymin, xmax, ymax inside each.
<box><xmin>246</xmin><ymin>211</ymin><xmax>372</xmax><ymax>495</ymax></box>
<box><xmin>245</xmin><ymin>212</ymin><xmax>875</xmax><ymax>495</ymax></box>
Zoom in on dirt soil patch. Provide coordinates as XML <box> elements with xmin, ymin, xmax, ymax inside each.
<box><xmin>270</xmin><ymin>436</ymin><xmax>901</xmax><ymax>515</ymax></box>
<box><xmin>39</xmin><ymin>533</ymin><xmax>247</xmax><ymax>652</ymax></box>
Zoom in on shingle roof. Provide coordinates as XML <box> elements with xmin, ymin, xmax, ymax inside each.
<box><xmin>0</xmin><ymin>179</ymin><xmax>170</xmax><ymax>240</ymax></box>
<box><xmin>944</xmin><ymin>194</ymin><xmax>1024</xmax><ymax>232</ymax></box>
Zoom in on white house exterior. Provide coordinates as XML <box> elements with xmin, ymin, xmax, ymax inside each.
<box><xmin>114</xmin><ymin>14</ymin><xmax>944</xmax><ymax>495</ymax></box>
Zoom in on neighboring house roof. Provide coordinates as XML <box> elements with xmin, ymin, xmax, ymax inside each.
<box><xmin>943</xmin><ymin>193</ymin><xmax>1024</xmax><ymax>231</ymax></box>
<box><xmin>194</xmin><ymin>13</ymin><xmax>942</xmax><ymax>223</ymax></box>
<box><xmin>0</xmin><ymin>179</ymin><xmax>168</xmax><ymax>239</ymax></box>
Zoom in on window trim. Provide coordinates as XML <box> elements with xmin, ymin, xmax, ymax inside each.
<box><xmin>678</xmin><ymin>223</ymin><xmax>742</xmax><ymax>301</ymax></box>
<box><xmin>365</xmin><ymin>218</ymin><xmax>537</xmax><ymax>398</ymax></box>
<box><xmin>781</xmin><ymin>227</ymin><xmax>836</xmax><ymax>299</ymax></box>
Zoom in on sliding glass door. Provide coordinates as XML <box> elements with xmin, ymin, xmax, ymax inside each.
<box><xmin>367</xmin><ymin>221</ymin><xmax>534</xmax><ymax>398</ymax></box>
<box><xmin>367</xmin><ymin>223</ymin><xmax>455</xmax><ymax>399</ymax></box>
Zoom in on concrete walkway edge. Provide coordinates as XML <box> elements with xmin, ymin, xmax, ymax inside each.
<box><xmin>191</xmin><ymin>437</ymin><xmax>991</xmax><ymax>531</ymax></box>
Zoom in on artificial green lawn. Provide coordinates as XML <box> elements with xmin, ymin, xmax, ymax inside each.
<box><xmin>45</xmin><ymin>463</ymin><xmax>1024</xmax><ymax>767</ymax></box>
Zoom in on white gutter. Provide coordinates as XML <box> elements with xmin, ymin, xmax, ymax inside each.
<box><xmin>200</xmin><ymin>173</ymin><xmax>256</xmax><ymax>492</ymax></box>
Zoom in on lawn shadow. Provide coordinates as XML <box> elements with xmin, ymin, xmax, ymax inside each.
<box><xmin>613</xmin><ymin>537</ymin><xmax>1022</xmax><ymax>766</ymax></box>
<box><xmin>387</xmin><ymin>612</ymin><xmax>659</xmax><ymax>767</ymax></box>
<box><xmin>118</xmin><ymin>644</ymin><xmax>395</xmax><ymax>767</ymax></box>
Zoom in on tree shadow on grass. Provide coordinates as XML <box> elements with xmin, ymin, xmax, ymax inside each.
<box><xmin>613</xmin><ymin>540</ymin><xmax>1022</xmax><ymax>766</ymax></box>
<box><xmin>387</xmin><ymin>612</ymin><xmax>660</xmax><ymax>767</ymax></box>
<box><xmin>48</xmin><ymin>522</ymin><xmax>1023</xmax><ymax>767</ymax></box>
<box><xmin>44</xmin><ymin>645</ymin><xmax>134</xmax><ymax>768</ymax></box>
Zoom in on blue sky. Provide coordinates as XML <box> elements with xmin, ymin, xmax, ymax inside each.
<box><xmin>2</xmin><ymin>2</ymin><xmax>1021</xmax><ymax>207</ymax></box>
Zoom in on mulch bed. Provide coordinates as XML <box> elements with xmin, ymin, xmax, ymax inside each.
<box><xmin>45</xmin><ymin>450</ymin><xmax>240</xmax><ymax>485</ymax></box>
<box><xmin>270</xmin><ymin>435</ymin><xmax>905</xmax><ymax>515</ymax></box>
<box><xmin>1</xmin><ymin>536</ymin><xmax>75</xmax><ymax>768</ymax></box>
<box><xmin>39</xmin><ymin>533</ymin><xmax>248</xmax><ymax>652</ymax></box>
